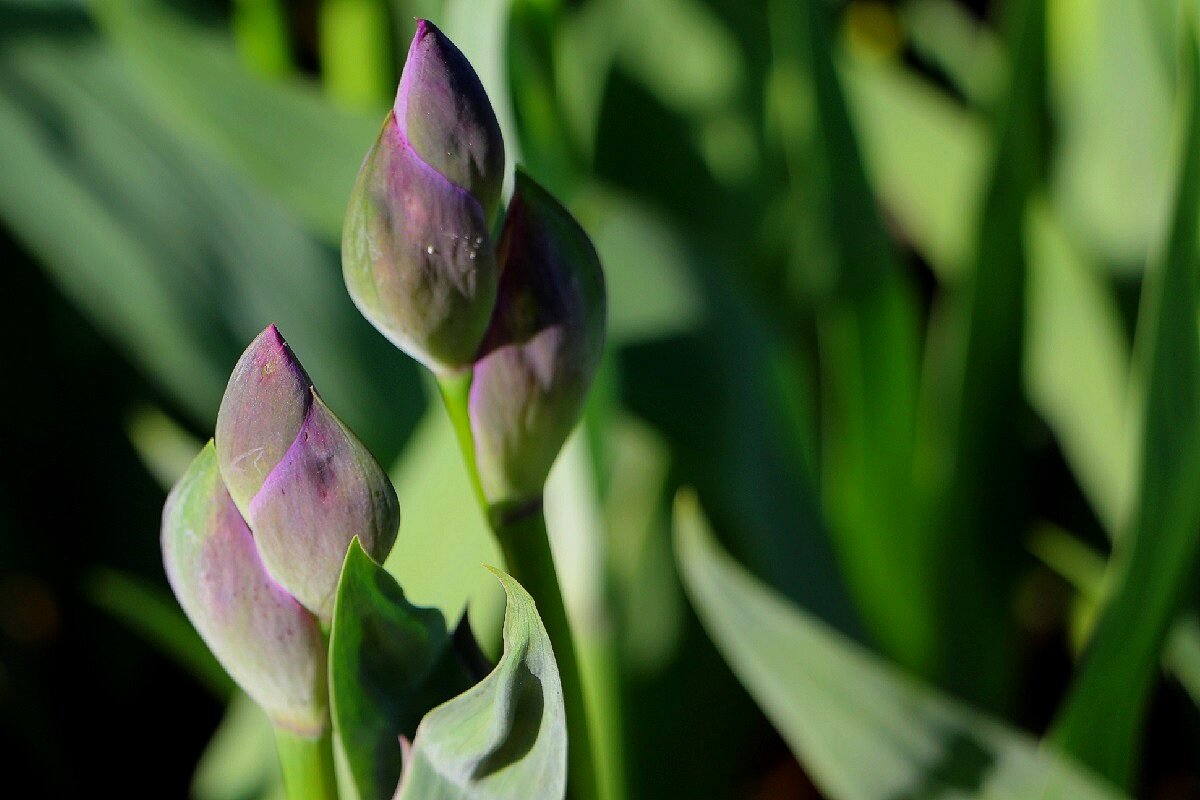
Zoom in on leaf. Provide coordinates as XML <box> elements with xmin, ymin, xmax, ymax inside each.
<box><xmin>839</xmin><ymin>55</ymin><xmax>990</xmax><ymax>281</ymax></box>
<box><xmin>1023</xmin><ymin>198</ymin><xmax>1135</xmax><ymax>535</ymax></box>
<box><xmin>125</xmin><ymin>405</ymin><xmax>203</xmax><ymax>491</ymax></box>
<box><xmin>920</xmin><ymin>0</ymin><xmax>1046</xmax><ymax>708</ymax></box>
<box><xmin>90</xmin><ymin>0</ymin><xmax>379</xmax><ymax>239</ymax></box>
<box><xmin>385</xmin><ymin>403</ymin><xmax>504</xmax><ymax>641</ymax></box>
<box><xmin>673</xmin><ymin>493</ymin><xmax>1127</xmax><ymax>800</ymax></box>
<box><xmin>85</xmin><ymin>568</ymin><xmax>233</xmax><ymax>698</ymax></box>
<box><xmin>1049</xmin><ymin>0</ymin><xmax>1173</xmax><ymax>270</ymax></box>
<box><xmin>0</xmin><ymin>8</ymin><xmax>420</xmax><ymax>460</ymax></box>
<box><xmin>1050</xmin><ymin>25</ymin><xmax>1200</xmax><ymax>787</ymax></box>
<box><xmin>395</xmin><ymin>569</ymin><xmax>567</xmax><ymax>800</ymax></box>
<box><xmin>769</xmin><ymin>0</ymin><xmax>928</xmax><ymax>673</ymax></box>
<box><xmin>330</xmin><ymin>539</ymin><xmax>471</xmax><ymax>800</ymax></box>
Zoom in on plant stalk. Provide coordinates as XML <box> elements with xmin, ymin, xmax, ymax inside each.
<box><xmin>437</xmin><ymin>372</ymin><xmax>601</xmax><ymax>800</ymax></box>
<box><xmin>274</xmin><ymin>725</ymin><xmax>339</xmax><ymax>800</ymax></box>
<box><xmin>495</xmin><ymin>507</ymin><xmax>599</xmax><ymax>800</ymax></box>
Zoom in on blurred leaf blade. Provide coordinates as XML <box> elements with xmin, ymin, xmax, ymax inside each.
<box><xmin>673</xmin><ymin>493</ymin><xmax>1126</xmax><ymax>800</ymax></box>
<box><xmin>1023</xmin><ymin>198</ymin><xmax>1134</xmax><ymax>535</ymax></box>
<box><xmin>90</xmin><ymin>0</ymin><xmax>379</xmax><ymax>239</ymax></box>
<box><xmin>923</xmin><ymin>0</ymin><xmax>1046</xmax><ymax>707</ymax></box>
<box><xmin>0</xmin><ymin>5</ymin><xmax>419</xmax><ymax>458</ymax></box>
<box><xmin>1050</xmin><ymin>23</ymin><xmax>1200</xmax><ymax>787</ymax></box>
<box><xmin>770</xmin><ymin>0</ymin><xmax>929</xmax><ymax>672</ymax></box>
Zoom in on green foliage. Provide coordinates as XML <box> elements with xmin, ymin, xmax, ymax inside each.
<box><xmin>1050</xmin><ymin>23</ymin><xmax>1200</xmax><ymax>787</ymax></box>
<box><xmin>394</xmin><ymin>568</ymin><xmax>567</xmax><ymax>800</ymax></box>
<box><xmin>9</xmin><ymin>0</ymin><xmax>1200</xmax><ymax>794</ymax></box>
<box><xmin>674</xmin><ymin>493</ymin><xmax>1126</xmax><ymax>800</ymax></box>
<box><xmin>329</xmin><ymin>540</ymin><xmax>471</xmax><ymax>800</ymax></box>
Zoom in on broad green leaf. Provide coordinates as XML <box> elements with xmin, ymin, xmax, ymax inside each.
<box><xmin>0</xmin><ymin>9</ymin><xmax>418</xmax><ymax>458</ymax></box>
<box><xmin>395</xmin><ymin>569</ymin><xmax>567</xmax><ymax>800</ymax></box>
<box><xmin>769</xmin><ymin>0</ymin><xmax>928</xmax><ymax>673</ymax></box>
<box><xmin>85</xmin><ymin>568</ymin><xmax>232</xmax><ymax>698</ymax></box>
<box><xmin>920</xmin><ymin>0</ymin><xmax>1045</xmax><ymax>708</ymax></box>
<box><xmin>386</xmin><ymin>404</ymin><xmax>504</xmax><ymax>644</ymax></box>
<box><xmin>90</xmin><ymin>0</ymin><xmax>379</xmax><ymax>239</ymax></box>
<box><xmin>1023</xmin><ymin>198</ymin><xmax>1135</xmax><ymax>535</ymax></box>
<box><xmin>330</xmin><ymin>539</ymin><xmax>471</xmax><ymax>800</ymax></box>
<box><xmin>1051</xmin><ymin>27</ymin><xmax>1200</xmax><ymax>786</ymax></box>
<box><xmin>673</xmin><ymin>494</ymin><xmax>1127</xmax><ymax>800</ymax></box>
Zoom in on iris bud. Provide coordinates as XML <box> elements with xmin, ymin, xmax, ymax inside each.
<box><xmin>215</xmin><ymin>325</ymin><xmax>399</xmax><ymax>620</ymax></box>
<box><xmin>162</xmin><ymin>443</ymin><xmax>327</xmax><ymax>736</ymax></box>
<box><xmin>343</xmin><ymin>19</ymin><xmax>503</xmax><ymax>374</ymax></box>
<box><xmin>469</xmin><ymin>172</ymin><xmax>606</xmax><ymax>507</ymax></box>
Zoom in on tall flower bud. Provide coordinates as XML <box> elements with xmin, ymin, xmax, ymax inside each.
<box><xmin>163</xmin><ymin>443</ymin><xmax>326</xmax><ymax>736</ymax></box>
<box><xmin>215</xmin><ymin>325</ymin><xmax>399</xmax><ymax>620</ymax></box>
<box><xmin>469</xmin><ymin>172</ymin><xmax>607</xmax><ymax>508</ymax></box>
<box><xmin>343</xmin><ymin>19</ymin><xmax>505</xmax><ymax>374</ymax></box>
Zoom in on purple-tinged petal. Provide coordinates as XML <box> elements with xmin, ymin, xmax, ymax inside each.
<box><xmin>162</xmin><ymin>442</ymin><xmax>326</xmax><ymax>736</ymax></box>
<box><xmin>470</xmin><ymin>171</ymin><xmax>606</xmax><ymax>506</ymax></box>
<box><xmin>215</xmin><ymin>324</ymin><xmax>313</xmax><ymax>514</ymax></box>
<box><xmin>395</xmin><ymin>19</ymin><xmax>505</xmax><ymax>221</ymax></box>
<box><xmin>343</xmin><ymin>115</ymin><xmax>497</xmax><ymax>373</ymax></box>
<box><xmin>248</xmin><ymin>392</ymin><xmax>400</xmax><ymax>620</ymax></box>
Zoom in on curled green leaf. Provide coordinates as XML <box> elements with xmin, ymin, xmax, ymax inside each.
<box><xmin>394</xmin><ymin>568</ymin><xmax>566</xmax><ymax>800</ymax></box>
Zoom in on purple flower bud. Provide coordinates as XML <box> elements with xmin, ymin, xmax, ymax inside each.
<box><xmin>343</xmin><ymin>20</ymin><xmax>504</xmax><ymax>374</ymax></box>
<box><xmin>215</xmin><ymin>325</ymin><xmax>400</xmax><ymax>620</ymax></box>
<box><xmin>469</xmin><ymin>172</ymin><xmax>606</xmax><ymax>507</ymax></box>
<box><xmin>162</xmin><ymin>442</ymin><xmax>326</xmax><ymax>736</ymax></box>
<box><xmin>247</xmin><ymin>392</ymin><xmax>400</xmax><ymax>618</ymax></box>
<box><xmin>396</xmin><ymin>20</ymin><xmax>505</xmax><ymax>220</ymax></box>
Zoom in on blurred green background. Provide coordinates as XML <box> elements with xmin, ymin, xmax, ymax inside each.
<box><xmin>4</xmin><ymin>0</ymin><xmax>1200</xmax><ymax>796</ymax></box>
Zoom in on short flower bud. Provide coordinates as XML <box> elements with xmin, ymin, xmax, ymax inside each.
<box><xmin>162</xmin><ymin>442</ymin><xmax>327</xmax><ymax>736</ymax></box>
<box><xmin>469</xmin><ymin>172</ymin><xmax>606</xmax><ymax>507</ymax></box>
<box><xmin>343</xmin><ymin>20</ymin><xmax>504</xmax><ymax>374</ymax></box>
<box><xmin>215</xmin><ymin>325</ymin><xmax>399</xmax><ymax>620</ymax></box>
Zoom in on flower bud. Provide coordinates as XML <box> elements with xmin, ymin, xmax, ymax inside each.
<box><xmin>162</xmin><ymin>442</ymin><xmax>326</xmax><ymax>736</ymax></box>
<box><xmin>343</xmin><ymin>20</ymin><xmax>504</xmax><ymax>374</ymax></box>
<box><xmin>395</xmin><ymin>19</ymin><xmax>505</xmax><ymax>219</ymax></box>
<box><xmin>215</xmin><ymin>325</ymin><xmax>400</xmax><ymax>620</ymax></box>
<box><xmin>469</xmin><ymin>172</ymin><xmax>606</xmax><ymax>507</ymax></box>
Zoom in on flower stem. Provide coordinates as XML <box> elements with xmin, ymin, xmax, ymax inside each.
<box><xmin>274</xmin><ymin>726</ymin><xmax>339</xmax><ymax>800</ymax></box>
<box><xmin>495</xmin><ymin>506</ymin><xmax>599</xmax><ymax>800</ymax></box>
<box><xmin>436</xmin><ymin>372</ymin><xmax>600</xmax><ymax>800</ymax></box>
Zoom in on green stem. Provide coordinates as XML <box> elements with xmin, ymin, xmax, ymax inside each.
<box><xmin>274</xmin><ymin>726</ymin><xmax>339</xmax><ymax>800</ymax></box>
<box><xmin>436</xmin><ymin>369</ymin><xmax>489</xmax><ymax>513</ymax></box>
<box><xmin>496</xmin><ymin>509</ymin><xmax>599</xmax><ymax>800</ymax></box>
<box><xmin>436</xmin><ymin>372</ymin><xmax>601</xmax><ymax>800</ymax></box>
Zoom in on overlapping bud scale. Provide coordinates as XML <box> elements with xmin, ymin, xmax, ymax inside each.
<box><xmin>469</xmin><ymin>172</ymin><xmax>607</xmax><ymax>507</ymax></box>
<box><xmin>343</xmin><ymin>19</ymin><xmax>504</xmax><ymax>374</ymax></box>
<box><xmin>214</xmin><ymin>325</ymin><xmax>400</xmax><ymax>621</ymax></box>
<box><xmin>162</xmin><ymin>443</ymin><xmax>327</xmax><ymax>736</ymax></box>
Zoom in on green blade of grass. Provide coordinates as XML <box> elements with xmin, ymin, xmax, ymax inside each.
<box><xmin>921</xmin><ymin>0</ymin><xmax>1046</xmax><ymax>709</ymax></box>
<box><xmin>769</xmin><ymin>0</ymin><xmax>928</xmax><ymax>673</ymax></box>
<box><xmin>1050</xmin><ymin>22</ymin><xmax>1200</xmax><ymax>788</ymax></box>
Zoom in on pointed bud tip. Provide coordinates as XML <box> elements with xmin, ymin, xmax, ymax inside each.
<box><xmin>215</xmin><ymin>325</ymin><xmax>315</xmax><ymax>513</ymax></box>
